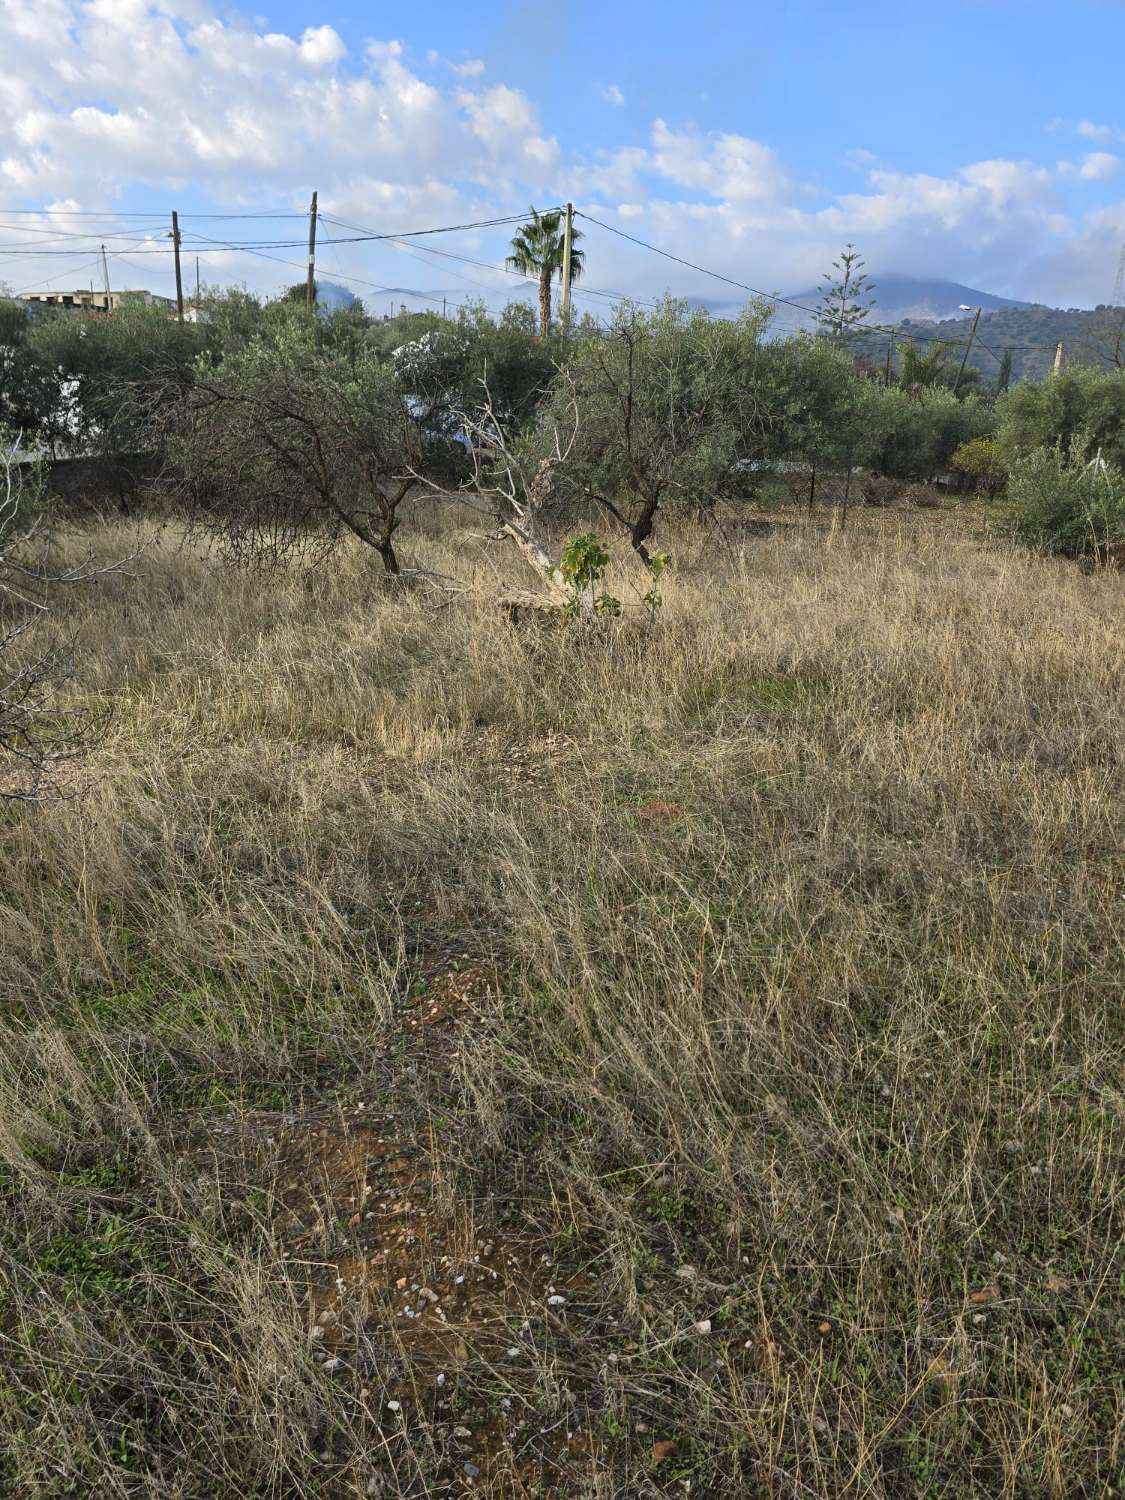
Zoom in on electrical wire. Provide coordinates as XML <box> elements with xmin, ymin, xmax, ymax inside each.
<box><xmin>0</xmin><ymin>208</ymin><xmax>309</xmax><ymax>219</ymax></box>
<box><xmin>320</xmin><ymin>211</ymin><xmax>663</xmax><ymax>310</ymax></box>
<box><xmin>181</xmin><ymin>229</ymin><xmax>493</xmax><ymax>313</ymax></box>
<box><xmin>575</xmin><ymin>208</ymin><xmax>1069</xmax><ymax>357</ymax></box>
<box><xmin>0</xmin><ymin>198</ymin><xmax>1093</xmax><ymax>359</ymax></box>
<box><xmin>10</xmin><ymin>234</ymin><xmax>159</xmax><ymax>296</ymax></box>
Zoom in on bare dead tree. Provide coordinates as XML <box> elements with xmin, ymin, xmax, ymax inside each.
<box><xmin>454</xmin><ymin>382</ymin><xmax>583</xmax><ymax>602</ymax></box>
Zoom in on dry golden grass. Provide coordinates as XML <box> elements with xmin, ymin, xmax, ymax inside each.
<box><xmin>0</xmin><ymin>504</ymin><xmax>1121</xmax><ymax>1497</ymax></box>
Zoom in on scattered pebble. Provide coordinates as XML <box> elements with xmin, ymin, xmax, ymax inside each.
<box><xmin>693</xmin><ymin>1319</ymin><xmax>712</xmax><ymax>1336</ymax></box>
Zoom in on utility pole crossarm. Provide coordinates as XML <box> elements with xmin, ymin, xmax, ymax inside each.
<box><xmin>306</xmin><ymin>191</ymin><xmax>318</xmax><ymax>310</ymax></box>
<box><xmin>171</xmin><ymin>210</ymin><xmax>184</xmax><ymax>324</ymax></box>
<box><xmin>559</xmin><ymin>202</ymin><xmax>574</xmax><ymax>332</ymax></box>
<box><xmin>952</xmin><ymin>307</ymin><xmax>981</xmax><ymax>395</ymax></box>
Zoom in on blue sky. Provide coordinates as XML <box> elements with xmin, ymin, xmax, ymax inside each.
<box><xmin>3</xmin><ymin>0</ymin><xmax>1125</xmax><ymax>315</ymax></box>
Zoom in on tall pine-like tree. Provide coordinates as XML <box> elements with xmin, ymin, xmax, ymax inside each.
<box><xmin>815</xmin><ymin>245</ymin><xmax>876</xmax><ymax>343</ymax></box>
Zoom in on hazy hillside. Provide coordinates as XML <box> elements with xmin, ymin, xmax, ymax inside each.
<box><xmin>852</xmin><ymin>302</ymin><xmax>1125</xmax><ymax>383</ymax></box>
<box><xmin>786</xmin><ymin>273</ymin><xmax>1036</xmax><ymax>325</ymax></box>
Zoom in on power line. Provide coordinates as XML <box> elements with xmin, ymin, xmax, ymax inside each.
<box><xmin>0</xmin><ymin>208</ymin><xmax>309</xmax><ymax>219</ymax></box>
<box><xmin>0</xmin><ymin>198</ymin><xmax>1078</xmax><ymax>359</ymax></box>
<box><xmin>575</xmin><ymin>208</ymin><xmax>1067</xmax><ymax>356</ymax></box>
<box><xmin>181</xmin><ymin>229</ymin><xmax>494</xmax><ymax>314</ymax></box>
<box><xmin>0</xmin><ymin>212</ymin><xmax>563</xmax><ymax>258</ymax></box>
<box><xmin>0</xmin><ymin>220</ymin><xmax>170</xmax><ymax>244</ymax></box>
<box><xmin>320</xmin><ymin>211</ymin><xmax>662</xmax><ymax>310</ymax></box>
<box><xmin>10</xmin><ymin>235</ymin><xmax>159</xmax><ymax>296</ymax></box>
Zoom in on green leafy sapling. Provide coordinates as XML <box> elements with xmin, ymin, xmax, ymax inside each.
<box><xmin>559</xmin><ymin>532</ymin><xmax>621</xmax><ymax>617</ymax></box>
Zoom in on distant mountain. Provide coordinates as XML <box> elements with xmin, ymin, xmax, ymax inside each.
<box><xmin>785</xmin><ymin>274</ymin><xmax>1037</xmax><ymax>326</ymax></box>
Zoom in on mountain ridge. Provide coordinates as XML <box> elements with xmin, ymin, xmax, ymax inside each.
<box><xmin>783</xmin><ymin>273</ymin><xmax>1039</xmax><ymax>326</ymax></box>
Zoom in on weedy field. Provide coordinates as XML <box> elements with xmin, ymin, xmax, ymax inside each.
<box><xmin>0</xmin><ymin>503</ymin><xmax>1121</xmax><ymax>1499</ymax></box>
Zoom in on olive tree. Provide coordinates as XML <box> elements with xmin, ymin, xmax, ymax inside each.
<box><xmin>27</xmin><ymin>298</ymin><xmax>206</xmax><ymax>459</ymax></box>
<box><xmin>542</xmin><ymin>299</ymin><xmax>774</xmax><ymax>560</ymax></box>
<box><xmin>0</xmin><ymin>298</ymin><xmax>57</xmax><ymax>441</ymax></box>
<box><xmin>997</xmin><ymin>366</ymin><xmax>1125</xmax><ymax>472</ymax></box>
<box><xmin>848</xmin><ymin>379</ymin><xmax>994</xmax><ymax>483</ymax></box>
<box><xmin>389</xmin><ymin>301</ymin><xmax>561</xmax><ymax>438</ymax></box>
<box><xmin>170</xmin><ymin>325</ymin><xmax>422</xmax><ymax>576</ymax></box>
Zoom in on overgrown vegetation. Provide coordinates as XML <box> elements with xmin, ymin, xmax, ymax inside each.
<box><xmin>0</xmin><ymin>255</ymin><xmax>1122</xmax><ymax>1495</ymax></box>
<box><xmin>0</xmin><ymin>512</ymin><xmax>1120</xmax><ymax>1497</ymax></box>
<box><xmin>5</xmin><ymin>274</ymin><xmax>1125</xmax><ymax>567</ymax></box>
<box><xmin>1005</xmin><ymin>446</ymin><xmax>1125</xmax><ymax>559</ymax></box>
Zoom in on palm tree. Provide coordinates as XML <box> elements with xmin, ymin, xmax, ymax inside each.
<box><xmin>506</xmin><ymin>207</ymin><xmax>585</xmax><ymax>338</ymax></box>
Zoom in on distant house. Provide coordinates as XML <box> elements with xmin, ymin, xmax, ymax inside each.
<box><xmin>16</xmin><ymin>288</ymin><xmax>176</xmax><ymax>313</ymax></box>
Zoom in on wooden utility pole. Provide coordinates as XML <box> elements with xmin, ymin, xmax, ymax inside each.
<box><xmin>100</xmin><ymin>244</ymin><xmax>111</xmax><ymax>304</ymax></box>
<box><xmin>171</xmin><ymin>210</ymin><xmax>184</xmax><ymax>323</ymax></box>
<box><xmin>884</xmin><ymin>326</ymin><xmax>895</xmax><ymax>387</ymax></box>
<box><xmin>305</xmin><ymin>190</ymin><xmax>318</xmax><ymax>309</ymax></box>
<box><xmin>952</xmin><ymin>306</ymin><xmax>981</xmax><ymax>395</ymax></box>
<box><xmin>559</xmin><ymin>201</ymin><xmax>574</xmax><ymax>330</ymax></box>
<box><xmin>1053</xmin><ymin>340</ymin><xmax>1064</xmax><ymax>375</ymax></box>
<box><xmin>195</xmin><ymin>255</ymin><xmax>201</xmax><ymax>311</ymax></box>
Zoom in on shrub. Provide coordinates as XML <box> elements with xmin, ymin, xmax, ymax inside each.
<box><xmin>950</xmin><ymin>436</ymin><xmax>1008</xmax><ymax>496</ymax></box>
<box><xmin>866</xmin><ymin>384</ymin><xmax>995</xmax><ymax>481</ymax></box>
<box><xmin>1005</xmin><ymin>446</ymin><xmax>1125</xmax><ymax>559</ymax></box>
<box><xmin>997</xmin><ymin>366</ymin><xmax>1125</xmax><ymax>472</ymax></box>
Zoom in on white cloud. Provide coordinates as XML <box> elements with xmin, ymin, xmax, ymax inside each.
<box><xmin>1077</xmin><ymin>119</ymin><xmax>1120</xmax><ymax>142</ymax></box>
<box><xmin>457</xmin><ymin>83</ymin><xmax>559</xmax><ymax>173</ymax></box>
<box><xmin>1079</xmin><ymin>151</ymin><xmax>1121</xmax><ymax>182</ymax></box>
<box><xmin>650</xmin><ymin>119</ymin><xmax>792</xmax><ymax>202</ymax></box>
<box><xmin>452</xmin><ymin>58</ymin><xmax>486</xmax><ymax>78</ymax></box>
<box><xmin>298</xmin><ymin>25</ymin><xmax>346</xmax><ymax>66</ymax></box>
<box><xmin>600</xmin><ymin>84</ymin><xmax>625</xmax><ymax>106</ymax></box>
